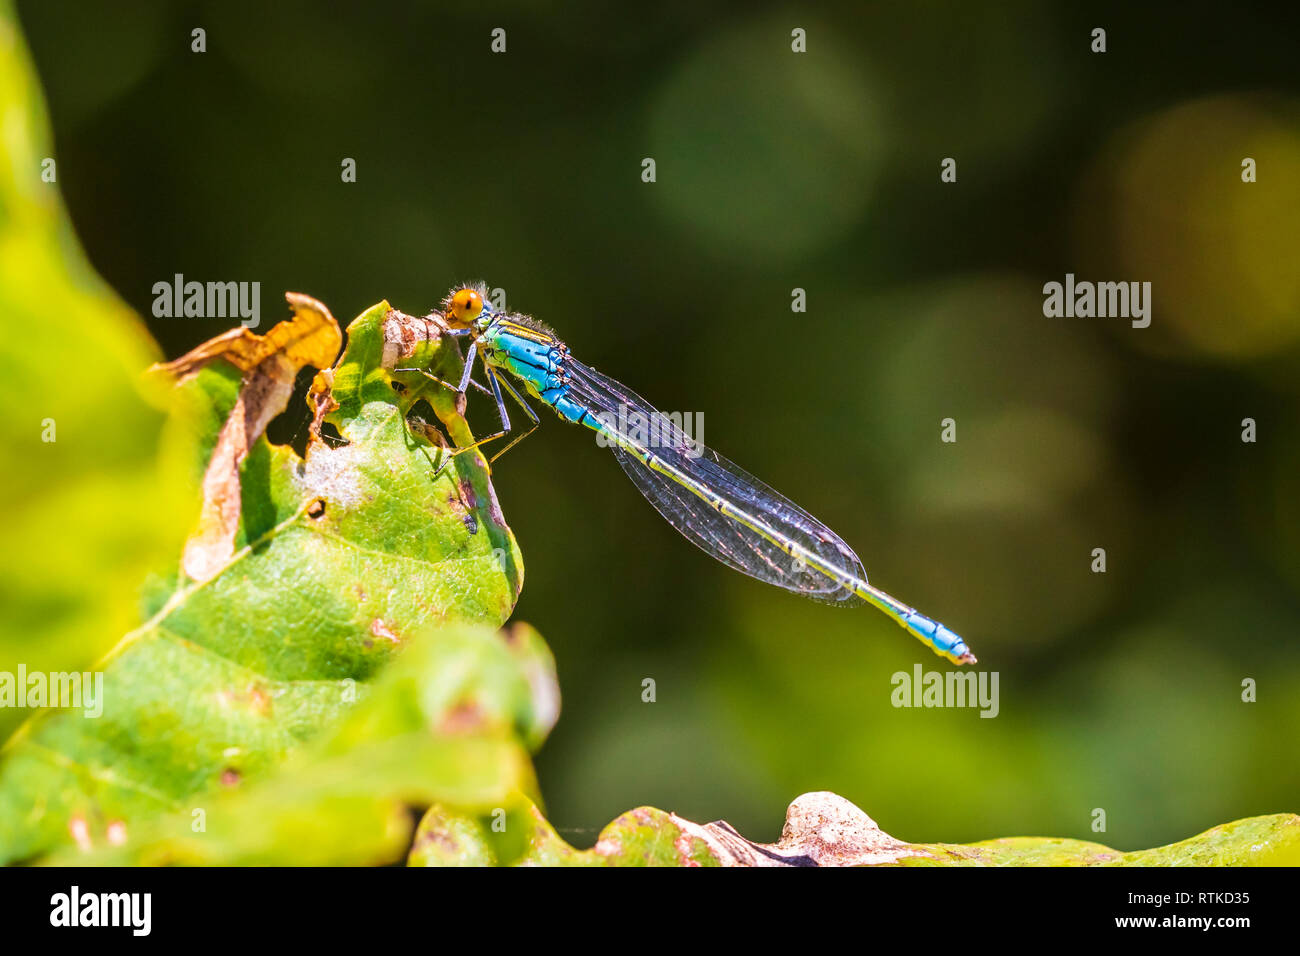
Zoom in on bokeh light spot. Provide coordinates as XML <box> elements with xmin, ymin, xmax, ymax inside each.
<box><xmin>647</xmin><ymin>16</ymin><xmax>885</xmax><ymax>262</ymax></box>
<box><xmin>1078</xmin><ymin>95</ymin><xmax>1300</xmax><ymax>360</ymax></box>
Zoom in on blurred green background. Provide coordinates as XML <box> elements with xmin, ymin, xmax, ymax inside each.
<box><xmin>11</xmin><ymin>0</ymin><xmax>1300</xmax><ymax>850</ymax></box>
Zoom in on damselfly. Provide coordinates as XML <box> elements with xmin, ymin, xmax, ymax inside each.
<box><xmin>395</xmin><ymin>284</ymin><xmax>975</xmax><ymax>665</ymax></box>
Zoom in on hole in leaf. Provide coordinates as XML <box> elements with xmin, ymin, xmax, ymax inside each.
<box><xmin>265</xmin><ymin>365</ymin><xmax>319</xmax><ymax>458</ymax></box>
<box><xmin>406</xmin><ymin>400</ymin><xmax>448</xmax><ymax>447</ymax></box>
<box><xmin>319</xmin><ymin>421</ymin><xmax>348</xmax><ymax>448</ymax></box>
<box><xmin>408</xmin><ymin>398</ymin><xmax>437</xmax><ymax>420</ymax></box>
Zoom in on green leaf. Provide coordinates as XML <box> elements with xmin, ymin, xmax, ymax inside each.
<box><xmin>45</xmin><ymin>623</ymin><xmax>557</xmax><ymax>866</ymax></box>
<box><xmin>0</xmin><ymin>4</ymin><xmax>537</xmax><ymax>865</ymax></box>
<box><xmin>914</xmin><ymin>813</ymin><xmax>1300</xmax><ymax>867</ymax></box>
<box><xmin>0</xmin><ymin>294</ymin><xmax>524</xmax><ymax>864</ymax></box>
<box><xmin>409</xmin><ymin>791</ymin><xmax>1300</xmax><ymax>867</ymax></box>
<box><xmin>410</xmin><ymin>801</ymin><xmax>721</xmax><ymax>867</ymax></box>
<box><xmin>0</xmin><ymin>0</ymin><xmax>188</xmax><ymax>746</ymax></box>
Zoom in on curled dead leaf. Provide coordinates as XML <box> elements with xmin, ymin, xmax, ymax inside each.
<box><xmin>151</xmin><ymin>293</ymin><xmax>343</xmax><ymax>582</ymax></box>
<box><xmin>150</xmin><ymin>292</ymin><xmax>343</xmax><ymax>382</ymax></box>
<box><xmin>381</xmin><ymin>307</ymin><xmax>448</xmax><ymax>369</ymax></box>
<box><xmin>308</xmin><ymin>367</ymin><xmax>339</xmax><ymax>445</ymax></box>
<box><xmin>674</xmin><ymin>791</ymin><xmax>926</xmax><ymax>867</ymax></box>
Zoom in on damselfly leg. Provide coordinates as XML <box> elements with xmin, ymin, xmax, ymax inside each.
<box><xmin>391</xmin><ymin>367</ymin><xmax>493</xmax><ymax>398</ymax></box>
<box><xmin>486</xmin><ymin>370</ymin><xmax>541</xmax><ymax>462</ymax></box>
<box><xmin>417</xmin><ymin>366</ymin><xmax>541</xmax><ymax>477</ymax></box>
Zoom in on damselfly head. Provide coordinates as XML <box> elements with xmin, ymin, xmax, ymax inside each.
<box><xmin>443</xmin><ymin>284</ymin><xmax>488</xmax><ymax>328</ymax></box>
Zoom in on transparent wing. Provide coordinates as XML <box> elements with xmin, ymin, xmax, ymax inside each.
<box><xmin>564</xmin><ymin>359</ymin><xmax>867</xmax><ymax>606</ymax></box>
